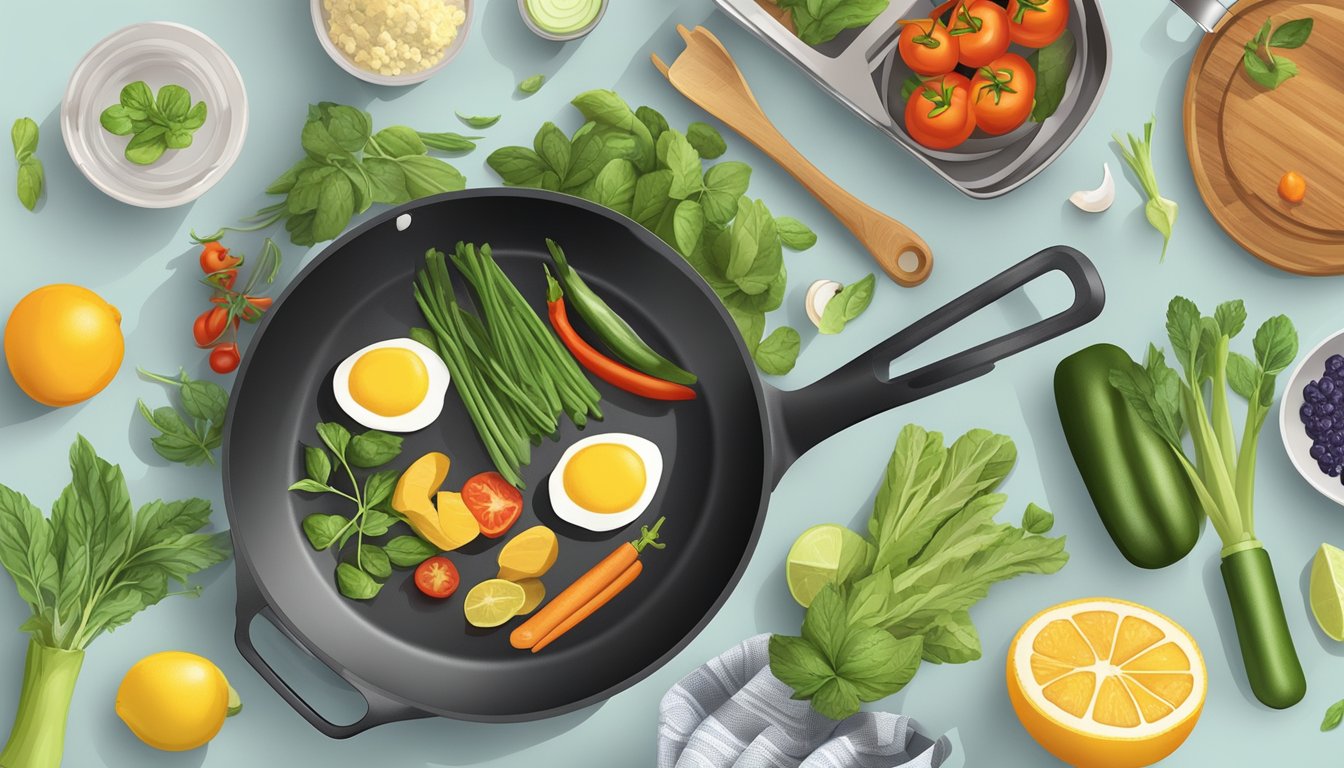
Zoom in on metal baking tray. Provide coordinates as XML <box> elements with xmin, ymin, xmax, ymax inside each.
<box><xmin>714</xmin><ymin>0</ymin><xmax>1112</xmax><ymax>198</ymax></box>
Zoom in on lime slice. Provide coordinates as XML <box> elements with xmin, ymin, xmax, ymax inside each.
<box><xmin>1311</xmin><ymin>543</ymin><xmax>1344</xmax><ymax>641</ymax></box>
<box><xmin>226</xmin><ymin>683</ymin><xmax>242</xmax><ymax>717</ymax></box>
<box><xmin>785</xmin><ymin>524</ymin><xmax>873</xmax><ymax>608</ymax></box>
<box><xmin>464</xmin><ymin>579</ymin><xmax>527</xmax><ymax>628</ymax></box>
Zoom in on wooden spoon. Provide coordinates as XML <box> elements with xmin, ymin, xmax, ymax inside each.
<box><xmin>653</xmin><ymin>25</ymin><xmax>933</xmax><ymax>287</ymax></box>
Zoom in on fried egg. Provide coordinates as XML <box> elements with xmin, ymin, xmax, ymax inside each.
<box><xmin>332</xmin><ymin>338</ymin><xmax>449</xmax><ymax>432</ymax></box>
<box><xmin>548</xmin><ymin>433</ymin><xmax>663</xmax><ymax>532</ymax></box>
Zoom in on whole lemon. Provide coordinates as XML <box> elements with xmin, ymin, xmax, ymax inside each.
<box><xmin>4</xmin><ymin>284</ymin><xmax>124</xmax><ymax>406</ymax></box>
<box><xmin>116</xmin><ymin>652</ymin><xmax>239</xmax><ymax>752</ymax></box>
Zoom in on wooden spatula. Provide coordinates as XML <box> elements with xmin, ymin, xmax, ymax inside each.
<box><xmin>653</xmin><ymin>25</ymin><xmax>933</xmax><ymax>287</ymax></box>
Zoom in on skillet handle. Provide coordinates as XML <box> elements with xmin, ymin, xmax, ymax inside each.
<box><xmin>767</xmin><ymin>246</ymin><xmax>1104</xmax><ymax>485</ymax></box>
<box><xmin>233</xmin><ymin>563</ymin><xmax>427</xmax><ymax>738</ymax></box>
<box><xmin>1169</xmin><ymin>0</ymin><xmax>1228</xmax><ymax>32</ymax></box>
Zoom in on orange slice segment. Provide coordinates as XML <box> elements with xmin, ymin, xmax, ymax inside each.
<box><xmin>1123</xmin><ymin>676</ymin><xmax>1175</xmax><ymax>724</ymax></box>
<box><xmin>1042</xmin><ymin>671</ymin><xmax>1096</xmax><ymax>718</ymax></box>
<box><xmin>1073</xmin><ymin>610</ymin><xmax>1118</xmax><ymax>660</ymax></box>
<box><xmin>1032</xmin><ymin>619</ymin><xmax>1095</xmax><ymax>666</ymax></box>
<box><xmin>1093</xmin><ymin>675</ymin><xmax>1140</xmax><ymax>728</ymax></box>
<box><xmin>1111</xmin><ymin>615</ymin><xmax>1165</xmax><ymax>665</ymax></box>
<box><xmin>1122</xmin><ymin>642</ymin><xmax>1191</xmax><ymax>673</ymax></box>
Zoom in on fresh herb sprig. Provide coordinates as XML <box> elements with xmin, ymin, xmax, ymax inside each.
<box><xmin>100</xmin><ymin>81</ymin><xmax>207</xmax><ymax>165</ymax></box>
<box><xmin>201</xmin><ymin>103</ymin><xmax>467</xmax><ymax>247</ymax></box>
<box><xmin>289</xmin><ymin>423</ymin><xmax>436</xmax><ymax>600</ymax></box>
<box><xmin>769</xmin><ymin>425</ymin><xmax>1069</xmax><ymax>720</ymax></box>
<box><xmin>1242</xmin><ymin>17</ymin><xmax>1313</xmax><ymax>90</ymax></box>
<box><xmin>487</xmin><ymin>90</ymin><xmax>816</xmax><ymax>375</ymax></box>
<box><xmin>11</xmin><ymin>118</ymin><xmax>43</xmax><ymax>211</ymax></box>
<box><xmin>136</xmin><ymin>369</ymin><xmax>230</xmax><ymax>467</ymax></box>
<box><xmin>1114</xmin><ymin>116</ymin><xmax>1178</xmax><ymax>261</ymax></box>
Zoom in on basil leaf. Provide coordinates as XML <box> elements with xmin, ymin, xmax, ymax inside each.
<box><xmin>571</xmin><ymin>89</ymin><xmax>654</xmax><ymax>171</ymax></box>
<box><xmin>124</xmin><ymin>126</ymin><xmax>168</xmax><ymax>165</ymax></box>
<box><xmin>591</xmin><ymin>158</ymin><xmax>637</xmax><ymax>216</ymax></box>
<box><xmin>316</xmin><ymin>423</ymin><xmax>352</xmax><ymax>459</ymax></box>
<box><xmin>519</xmin><ymin>74</ymin><xmax>545</xmax><ymax>94</ymax></box>
<box><xmin>457</xmin><ymin>112</ymin><xmax>500</xmax><ymax>129</ymax></box>
<box><xmin>317</xmin><ymin>103</ymin><xmax>374</xmax><ymax>152</ymax></box>
<box><xmin>359</xmin><ymin>508</ymin><xmax>396</xmax><ymax>537</ymax></box>
<box><xmin>370</xmin><ymin>125</ymin><xmax>426</xmax><ymax>158</ymax></box>
<box><xmin>385</xmin><ymin>535</ymin><xmax>437</xmax><ymax>567</ymax></box>
<box><xmin>362</xmin><ymin>470</ymin><xmax>399</xmax><ymax>509</ymax></box>
<box><xmin>336</xmin><ymin>562</ymin><xmax>382</xmax><ymax>600</ymax></box>
<box><xmin>287</xmin><ymin>166</ymin><xmax>339</xmax><ymax>214</ymax></box>
<box><xmin>701</xmin><ymin>162</ymin><xmax>751</xmax><ymax>226</ymax></box>
<box><xmin>11</xmin><ymin>118</ymin><xmax>38</xmax><ymax>160</ymax></box>
<box><xmin>819</xmin><ymin>274</ymin><xmax>875</xmax><ymax>335</ymax></box>
<box><xmin>1028</xmin><ymin>30</ymin><xmax>1075</xmax><ymax>123</ymax></box>
<box><xmin>363</xmin><ymin>157</ymin><xmax>411</xmax><ymax>204</ymax></box>
<box><xmin>686</xmin><ymin>121</ymin><xmax>727</xmax><ymax>159</ymax></box>
<box><xmin>416</xmin><ymin>132</ymin><xmax>479</xmax><ymax>152</ymax></box>
<box><xmin>726</xmin><ymin>199</ymin><xmax>781</xmax><ymax>295</ymax></box>
<box><xmin>155</xmin><ymin>85</ymin><xmax>192</xmax><ymax>123</ymax></box>
<box><xmin>288</xmin><ymin>479</ymin><xmax>333</xmax><ymax>494</ymax></box>
<box><xmin>565</xmin><ymin>126</ymin><xmax>637</xmax><ymax>191</ymax></box>
<box><xmin>347</xmin><ymin>431</ymin><xmax>404</xmax><ymax>468</ymax></box>
<box><xmin>16</xmin><ymin>157</ymin><xmax>43</xmax><ymax>212</ymax></box>
<box><xmin>304</xmin><ymin>447</ymin><xmax>332</xmax><ymax>485</ymax></box>
<box><xmin>1253</xmin><ymin>314</ymin><xmax>1298</xmax><ymax>375</ymax></box>
<box><xmin>181</xmin><ymin>102</ymin><xmax>208</xmax><ymax>131</ymax></box>
<box><xmin>359</xmin><ymin>544</ymin><xmax>392</xmax><ymax>579</ymax></box>
<box><xmin>533</xmin><ymin>122</ymin><xmax>572</xmax><ymax>178</ymax></box>
<box><xmin>631</xmin><ymin>169</ymin><xmax>674</xmax><ymax>229</ymax></box>
<box><xmin>835</xmin><ymin>629</ymin><xmax>922</xmax><ymax>702</ymax></box>
<box><xmin>1022</xmin><ymin>503</ymin><xmax>1055</xmax><ymax>534</ymax></box>
<box><xmin>776</xmin><ymin>217</ymin><xmax>817</xmax><ymax>250</ymax></box>
<box><xmin>302</xmin><ymin>514</ymin><xmax>347</xmax><ymax>550</ymax></box>
<box><xmin>99</xmin><ymin>106</ymin><xmax>135</xmax><ymax>136</ymax></box>
<box><xmin>487</xmin><ymin>146</ymin><xmax>549</xmax><ymax>186</ymax></box>
<box><xmin>397</xmin><ymin>155</ymin><xmax>466</xmax><ymax>198</ymax></box>
<box><xmin>179</xmin><ymin>378</ymin><xmax>228</xmax><ymax>424</ymax></box>
<box><xmin>670</xmin><ymin>199</ymin><xmax>705</xmax><ymax>258</ymax></box>
<box><xmin>635</xmin><ymin>105</ymin><xmax>670</xmax><ymax>141</ymax></box>
<box><xmin>663</xmin><ymin>130</ymin><xmax>703</xmax><ymax>200</ymax></box>
<box><xmin>1322</xmin><ymin>699</ymin><xmax>1344</xmax><ymax>731</ymax></box>
<box><xmin>337</xmin><ymin>160</ymin><xmax>373</xmax><ymax>214</ymax></box>
<box><xmin>287</xmin><ymin>211</ymin><xmax>317</xmax><ymax>246</ymax></box>
<box><xmin>137</xmin><ymin>401</ymin><xmax>215</xmax><ymax>466</ymax></box>
<box><xmin>119</xmin><ymin>81</ymin><xmax>155</xmax><ymax>114</ymax></box>
<box><xmin>311</xmin><ymin>171</ymin><xmax>355</xmax><ymax>242</ymax></box>
<box><xmin>753</xmin><ymin>326</ymin><xmax>800</xmax><ymax>375</ymax></box>
<box><xmin>301</xmin><ymin>119</ymin><xmax>353</xmax><ymax>163</ymax></box>
<box><xmin>1269</xmin><ymin>17</ymin><xmax>1312</xmax><ymax>48</ymax></box>
<box><xmin>1241</xmin><ymin>49</ymin><xmax>1277</xmax><ymax>87</ymax></box>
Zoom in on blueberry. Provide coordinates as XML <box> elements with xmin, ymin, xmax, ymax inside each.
<box><xmin>1322</xmin><ymin>403</ymin><xmax>1336</xmax><ymax>416</ymax></box>
<box><xmin>1307</xmin><ymin>384</ymin><xmax>1325</xmax><ymax>404</ymax></box>
<box><xmin>1323</xmin><ymin>379</ymin><xmax>1337</xmax><ymax>395</ymax></box>
<box><xmin>1312</xmin><ymin>444</ymin><xmax>1327</xmax><ymax>460</ymax></box>
<box><xmin>1321</xmin><ymin>418</ymin><xmax>1335</xmax><ymax>432</ymax></box>
<box><xmin>1303</xmin><ymin>404</ymin><xmax>1317</xmax><ymax>420</ymax></box>
<box><xmin>1332</xmin><ymin>433</ymin><xmax>1344</xmax><ymax>447</ymax></box>
<box><xmin>1329</xmin><ymin>354</ymin><xmax>1344</xmax><ymax>372</ymax></box>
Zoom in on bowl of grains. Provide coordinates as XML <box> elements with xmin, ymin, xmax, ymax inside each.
<box><xmin>312</xmin><ymin>0</ymin><xmax>471</xmax><ymax>85</ymax></box>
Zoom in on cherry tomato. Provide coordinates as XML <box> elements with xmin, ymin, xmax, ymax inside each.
<box><xmin>209</xmin><ymin>343</ymin><xmax>241</xmax><ymax>374</ymax></box>
<box><xmin>898</xmin><ymin>18</ymin><xmax>959</xmax><ymax>76</ymax></box>
<box><xmin>193</xmin><ymin>307</ymin><xmax>231</xmax><ymax>348</ymax></box>
<box><xmin>1007</xmin><ymin>0</ymin><xmax>1069</xmax><ymax>48</ymax></box>
<box><xmin>905</xmin><ymin>73</ymin><xmax>977</xmax><ymax>150</ymax></box>
<box><xmin>200</xmin><ymin>241</ymin><xmax>241</xmax><ymax>274</ymax></box>
<box><xmin>414</xmin><ymin>556</ymin><xmax>460</xmax><ymax>599</ymax></box>
<box><xmin>949</xmin><ymin>0</ymin><xmax>1010</xmax><ymax>68</ymax></box>
<box><xmin>1279</xmin><ymin>171</ymin><xmax>1307</xmax><ymax>203</ymax></box>
<box><xmin>970</xmin><ymin>54</ymin><xmax>1037</xmax><ymax>135</ymax></box>
<box><xmin>461</xmin><ymin>472</ymin><xmax>523</xmax><ymax>538</ymax></box>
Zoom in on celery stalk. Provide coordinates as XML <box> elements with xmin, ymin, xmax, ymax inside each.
<box><xmin>0</xmin><ymin>641</ymin><xmax>84</xmax><ymax>768</ymax></box>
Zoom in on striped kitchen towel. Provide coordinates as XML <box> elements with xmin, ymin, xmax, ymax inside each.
<box><xmin>658</xmin><ymin>634</ymin><xmax>952</xmax><ymax>768</ymax></box>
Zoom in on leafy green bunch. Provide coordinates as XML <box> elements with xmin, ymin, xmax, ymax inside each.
<box><xmin>289</xmin><ymin>423</ymin><xmax>437</xmax><ymax>601</ymax></box>
<box><xmin>222</xmin><ymin>103</ymin><xmax>468</xmax><ymax>247</ymax></box>
<box><xmin>769</xmin><ymin>425</ymin><xmax>1069</xmax><ymax>720</ymax></box>
<box><xmin>775</xmin><ymin>0</ymin><xmax>890</xmax><ymax>46</ymax></box>
<box><xmin>0</xmin><ymin>437</ymin><xmax>231</xmax><ymax>652</ymax></box>
<box><xmin>100</xmin><ymin>81</ymin><xmax>208</xmax><ymax>165</ymax></box>
<box><xmin>487</xmin><ymin>90</ymin><xmax>816</xmax><ymax>374</ymax></box>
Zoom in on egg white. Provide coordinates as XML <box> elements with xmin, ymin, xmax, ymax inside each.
<box><xmin>332</xmin><ymin>338</ymin><xmax>450</xmax><ymax>433</ymax></box>
<box><xmin>548</xmin><ymin>433</ymin><xmax>663</xmax><ymax>532</ymax></box>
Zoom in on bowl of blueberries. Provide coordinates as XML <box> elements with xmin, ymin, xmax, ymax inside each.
<box><xmin>1282</xmin><ymin>330</ymin><xmax>1344</xmax><ymax>505</ymax></box>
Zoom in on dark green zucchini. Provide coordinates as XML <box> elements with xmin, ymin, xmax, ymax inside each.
<box><xmin>1053</xmin><ymin>343</ymin><xmax>1202</xmax><ymax>569</ymax></box>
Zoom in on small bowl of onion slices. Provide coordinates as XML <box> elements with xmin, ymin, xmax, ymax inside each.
<box><xmin>311</xmin><ymin>0</ymin><xmax>472</xmax><ymax>86</ymax></box>
<box><xmin>518</xmin><ymin>0</ymin><xmax>606</xmax><ymax>41</ymax></box>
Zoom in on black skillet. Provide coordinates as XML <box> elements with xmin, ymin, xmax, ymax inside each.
<box><xmin>224</xmin><ymin>188</ymin><xmax>1104</xmax><ymax>737</ymax></box>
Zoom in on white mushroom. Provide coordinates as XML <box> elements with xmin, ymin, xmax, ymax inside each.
<box><xmin>805</xmin><ymin>280</ymin><xmax>842</xmax><ymax>328</ymax></box>
<box><xmin>396</xmin><ymin>213</ymin><xmax>412</xmax><ymax>231</ymax></box>
<box><xmin>1069</xmin><ymin>163</ymin><xmax>1115</xmax><ymax>213</ymax></box>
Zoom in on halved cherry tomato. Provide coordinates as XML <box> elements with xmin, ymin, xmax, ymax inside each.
<box><xmin>1007</xmin><ymin>0</ymin><xmax>1069</xmax><ymax>48</ymax></box>
<box><xmin>210</xmin><ymin>343</ymin><xmax>241</xmax><ymax>374</ymax></box>
<box><xmin>905</xmin><ymin>73</ymin><xmax>977</xmax><ymax>150</ymax></box>
<box><xmin>200</xmin><ymin>241</ymin><xmax>241</xmax><ymax>274</ymax></box>
<box><xmin>414</xmin><ymin>556</ymin><xmax>460</xmax><ymax>599</ymax></box>
<box><xmin>898</xmin><ymin>18</ymin><xmax>959</xmax><ymax>76</ymax></box>
<box><xmin>949</xmin><ymin>0</ymin><xmax>1010</xmax><ymax>68</ymax></box>
<box><xmin>461</xmin><ymin>472</ymin><xmax>523</xmax><ymax>538</ymax></box>
<box><xmin>193</xmin><ymin>307</ymin><xmax>231</xmax><ymax>348</ymax></box>
<box><xmin>970</xmin><ymin>53</ymin><xmax>1037</xmax><ymax>135</ymax></box>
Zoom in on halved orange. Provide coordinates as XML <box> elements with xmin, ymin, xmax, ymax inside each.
<box><xmin>1006</xmin><ymin>598</ymin><xmax>1206</xmax><ymax>768</ymax></box>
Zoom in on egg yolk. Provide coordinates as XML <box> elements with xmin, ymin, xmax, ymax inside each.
<box><xmin>348</xmin><ymin>347</ymin><xmax>429</xmax><ymax>416</ymax></box>
<box><xmin>562</xmin><ymin>443</ymin><xmax>646</xmax><ymax>513</ymax></box>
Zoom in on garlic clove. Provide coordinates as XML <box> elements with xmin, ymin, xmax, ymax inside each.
<box><xmin>805</xmin><ymin>280</ymin><xmax>842</xmax><ymax>328</ymax></box>
<box><xmin>1069</xmin><ymin>163</ymin><xmax>1115</xmax><ymax>213</ymax></box>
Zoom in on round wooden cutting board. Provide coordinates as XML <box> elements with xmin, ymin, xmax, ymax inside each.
<box><xmin>1185</xmin><ymin>0</ymin><xmax>1344</xmax><ymax>275</ymax></box>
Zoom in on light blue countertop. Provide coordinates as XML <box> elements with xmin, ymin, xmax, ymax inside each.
<box><xmin>1</xmin><ymin>0</ymin><xmax>1341</xmax><ymax>765</ymax></box>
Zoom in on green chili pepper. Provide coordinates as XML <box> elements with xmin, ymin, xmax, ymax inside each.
<box><xmin>545</xmin><ymin>238</ymin><xmax>698</xmax><ymax>386</ymax></box>
<box><xmin>1053</xmin><ymin>343</ymin><xmax>1202</xmax><ymax>569</ymax></box>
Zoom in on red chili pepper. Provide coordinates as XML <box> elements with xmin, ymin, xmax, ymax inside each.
<box><xmin>544</xmin><ymin>269</ymin><xmax>695</xmax><ymax>401</ymax></box>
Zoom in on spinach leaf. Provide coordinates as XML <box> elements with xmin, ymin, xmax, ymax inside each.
<box><xmin>592</xmin><ymin>159</ymin><xmax>638</xmax><ymax>216</ymax></box>
<box><xmin>635</xmin><ymin>106</ymin><xmax>670</xmax><ymax>141</ymax></box>
<box><xmin>312</xmin><ymin>173</ymin><xmax>356</xmax><ymax>242</ymax></box>
<box><xmin>125</xmin><ymin>125</ymin><xmax>169</xmax><ymax>165</ymax></box>
<box><xmin>519</xmin><ymin>74</ymin><xmax>545</xmax><ymax>94</ymax></box>
<box><xmin>313</xmin><ymin>103</ymin><xmax>373</xmax><ymax>152</ymax></box>
<box><xmin>672</xmin><ymin>199</ymin><xmax>705</xmax><ymax>258</ymax></box>
<box><xmin>397</xmin><ymin>155</ymin><xmax>466</xmax><ymax>197</ymax></box>
<box><xmin>754</xmin><ymin>326</ymin><xmax>801</xmax><ymax>375</ymax></box>
<box><xmin>369</xmin><ymin>126</ymin><xmax>427</xmax><ymax>158</ymax></box>
<box><xmin>363</xmin><ymin>157</ymin><xmax>411</xmax><ymax>204</ymax></box>
<box><xmin>663</xmin><ymin>130</ymin><xmax>703</xmax><ymax>200</ymax></box>
<box><xmin>488</xmin><ymin>146</ymin><xmax>550</xmax><ymax>187</ymax></box>
<box><xmin>457</xmin><ymin>112</ymin><xmax>501</xmax><ymax>129</ymax></box>
<box><xmin>103</xmin><ymin>82</ymin><xmax>206</xmax><ymax>164</ymax></box>
<box><xmin>155</xmin><ymin>85</ymin><xmax>191</xmax><ymax>123</ymax></box>
<box><xmin>1323</xmin><ymin>699</ymin><xmax>1344</xmax><ymax>731</ymax></box>
<box><xmin>1028</xmin><ymin>30</ymin><xmax>1075</xmax><ymax>123</ymax></box>
<box><xmin>305</xmin><ymin>446</ymin><xmax>332</xmax><ymax>485</ymax></box>
<box><xmin>533</xmin><ymin>122</ymin><xmax>572</xmax><ymax>179</ymax></box>
<box><xmin>362</xmin><ymin>470</ymin><xmax>399</xmax><ymax>509</ymax></box>
<box><xmin>631</xmin><ymin>170</ymin><xmax>674</xmax><ymax>228</ymax></box>
<box><xmin>818</xmin><ymin>274</ymin><xmax>875</xmax><ymax>335</ymax></box>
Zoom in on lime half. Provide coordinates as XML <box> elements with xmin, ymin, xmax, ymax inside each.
<box><xmin>1310</xmin><ymin>543</ymin><xmax>1344</xmax><ymax>641</ymax></box>
<box><xmin>786</xmin><ymin>524</ymin><xmax>873</xmax><ymax>608</ymax></box>
<box><xmin>226</xmin><ymin>683</ymin><xmax>242</xmax><ymax>717</ymax></box>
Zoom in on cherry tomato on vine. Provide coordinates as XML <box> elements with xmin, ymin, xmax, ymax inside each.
<box><xmin>414</xmin><ymin>557</ymin><xmax>460</xmax><ymax>599</ymax></box>
<box><xmin>949</xmin><ymin>0</ymin><xmax>1010</xmax><ymax>68</ymax></box>
<box><xmin>1007</xmin><ymin>0</ymin><xmax>1069</xmax><ymax>48</ymax></box>
<box><xmin>200</xmin><ymin>241</ymin><xmax>241</xmax><ymax>274</ymax></box>
<box><xmin>208</xmin><ymin>268</ymin><xmax>238</xmax><ymax>291</ymax></box>
<box><xmin>898</xmin><ymin>18</ymin><xmax>959</xmax><ymax>76</ymax></box>
<box><xmin>905</xmin><ymin>73</ymin><xmax>977</xmax><ymax>150</ymax></box>
<box><xmin>209</xmin><ymin>343</ymin><xmax>241</xmax><ymax>374</ymax></box>
<box><xmin>192</xmin><ymin>307</ymin><xmax>232</xmax><ymax>348</ymax></box>
<box><xmin>970</xmin><ymin>53</ymin><xmax>1037</xmax><ymax>135</ymax></box>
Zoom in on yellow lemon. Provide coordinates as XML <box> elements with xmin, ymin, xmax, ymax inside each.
<box><xmin>4</xmin><ymin>284</ymin><xmax>123</xmax><ymax>406</ymax></box>
<box><xmin>116</xmin><ymin>652</ymin><xmax>239</xmax><ymax>752</ymax></box>
<box><xmin>1006</xmin><ymin>597</ymin><xmax>1206</xmax><ymax>768</ymax></box>
<box><xmin>464</xmin><ymin>579</ymin><xmax>526</xmax><ymax>628</ymax></box>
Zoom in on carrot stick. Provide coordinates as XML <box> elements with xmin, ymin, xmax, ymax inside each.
<box><xmin>531</xmin><ymin>560</ymin><xmax>643</xmax><ymax>653</ymax></box>
<box><xmin>509</xmin><ymin>517</ymin><xmax>666</xmax><ymax>650</ymax></box>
